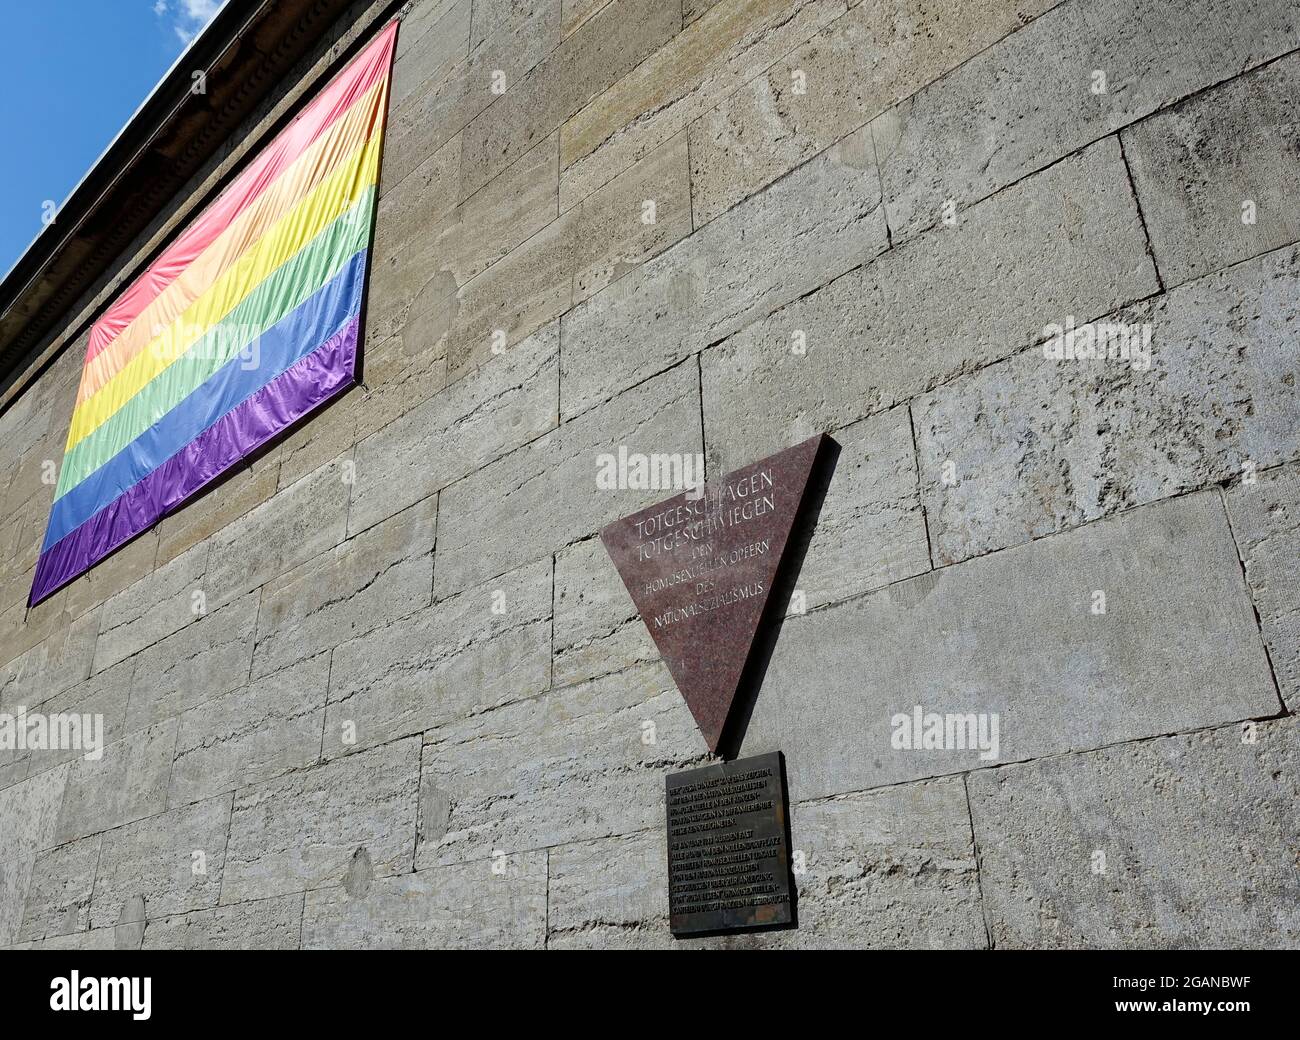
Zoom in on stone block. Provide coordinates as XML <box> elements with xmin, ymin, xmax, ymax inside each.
<box><xmin>558</xmin><ymin>0</ymin><xmax>843</xmax><ymax>210</ymax></box>
<box><xmin>125</xmin><ymin>591</ymin><xmax>258</xmax><ymax>733</ymax></box>
<box><xmin>169</xmin><ymin>652</ymin><xmax>330</xmax><ymax>807</ymax></box>
<box><xmin>18</xmin><ymin>834</ymin><xmax>100</xmax><ymax>941</ymax></box>
<box><xmin>90</xmin><ymin>794</ymin><xmax>232</xmax><ymax>928</ymax></box>
<box><xmin>142</xmin><ymin>893</ymin><xmax>304</xmax><ymax>950</ymax></box>
<box><xmin>913</xmin><ymin>243</ymin><xmax>1300</xmax><ymax>564</ymax></box>
<box><xmin>382</xmin><ymin>1</ymin><xmax>559</xmax><ymax>193</ymax></box>
<box><xmin>348</xmin><ymin>325</ymin><xmax>557</xmax><ymax>536</ymax></box>
<box><xmin>221</xmin><ymin>737</ymin><xmax>420</xmax><ymax>903</ymax></box>
<box><xmin>434</xmin><ymin>360</ymin><xmax>701</xmax><ymax>593</ymax></box>
<box><xmin>1123</xmin><ymin>52</ymin><xmax>1300</xmax><ymax>288</ymax></box>
<box><xmin>416</xmin><ymin>661</ymin><xmax>708</xmax><ymax>867</ymax></box>
<box><xmin>94</xmin><ymin>543</ymin><xmax>209</xmax><ymax>674</ymax></box>
<box><xmin>301</xmin><ymin>851</ymin><xmax>547</xmax><ymax>949</ymax></box>
<box><xmin>872</xmin><ymin>0</ymin><xmax>1300</xmax><ymax>242</ymax></box>
<box><xmin>459</xmin><ymin>0</ymin><xmax>680</xmax><ymax>200</ymax></box>
<box><xmin>0</xmin><ymin>856</ymin><xmax>32</xmax><ymax>948</ymax></box>
<box><xmin>700</xmin><ymin>138</ymin><xmax>1157</xmax><ymax>462</ymax></box>
<box><xmin>206</xmin><ymin>457</ymin><xmax>352</xmax><ymax>608</ymax></box>
<box><xmin>253</xmin><ymin>497</ymin><xmax>435</xmax><ymax>678</ymax></box>
<box><xmin>738</xmin><ymin>492</ymin><xmax>1279</xmax><ymax>801</ymax></box>
<box><xmin>1226</xmin><ymin>462</ymin><xmax>1300</xmax><ymax>712</ymax></box>
<box><xmin>553</xmin><ymin>537</ymin><xmax>658</xmax><ymax>687</ymax></box>
<box><xmin>969</xmin><ymin>719</ymin><xmax>1300</xmax><ymax>948</ymax></box>
<box><xmin>0</xmin><ymin>765</ymin><xmax>69</xmax><ymax>863</ymax></box>
<box><xmin>3</xmin><ymin>606</ymin><xmax>101</xmax><ymax>708</ymax></box>
<box><xmin>390</xmin><ymin>0</ymin><xmax>470</xmax><ymax>110</ymax></box>
<box><xmin>689</xmin><ymin>0</ymin><xmax>1058</xmax><ymax>224</ymax></box>
<box><xmin>560</xmin><ymin>126</ymin><xmax>885</xmax><ymax>420</ymax></box>
<box><xmin>325</xmin><ymin>557</ymin><xmax>552</xmax><ymax>756</ymax></box>
<box><xmin>54</xmin><ymin>719</ymin><xmax>178</xmax><ymax>844</ymax></box>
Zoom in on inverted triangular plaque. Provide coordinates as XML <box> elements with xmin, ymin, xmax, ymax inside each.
<box><xmin>601</xmin><ymin>435</ymin><xmax>826</xmax><ymax>754</ymax></box>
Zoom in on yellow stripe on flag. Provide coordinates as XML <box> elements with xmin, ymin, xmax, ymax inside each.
<box><xmin>67</xmin><ymin>128</ymin><xmax>382</xmax><ymax>450</ymax></box>
<box><xmin>78</xmin><ymin>76</ymin><xmax>388</xmax><ymax>406</ymax></box>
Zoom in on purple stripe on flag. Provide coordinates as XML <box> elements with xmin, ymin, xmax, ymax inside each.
<box><xmin>30</xmin><ymin>315</ymin><xmax>359</xmax><ymax>606</ymax></box>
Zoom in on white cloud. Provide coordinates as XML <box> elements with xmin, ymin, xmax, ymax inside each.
<box><xmin>155</xmin><ymin>0</ymin><xmax>225</xmax><ymax>45</ymax></box>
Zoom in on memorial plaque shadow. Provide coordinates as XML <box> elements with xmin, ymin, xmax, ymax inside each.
<box><xmin>716</xmin><ymin>435</ymin><xmax>839</xmax><ymax>761</ymax></box>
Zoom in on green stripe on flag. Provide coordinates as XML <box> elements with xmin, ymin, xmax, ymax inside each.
<box><xmin>57</xmin><ymin>186</ymin><xmax>375</xmax><ymax>499</ymax></box>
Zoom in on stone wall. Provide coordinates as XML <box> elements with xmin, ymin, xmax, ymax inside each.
<box><xmin>1</xmin><ymin>0</ymin><xmax>1297</xmax><ymax>949</ymax></box>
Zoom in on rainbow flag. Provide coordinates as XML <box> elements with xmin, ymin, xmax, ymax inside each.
<box><xmin>30</xmin><ymin>24</ymin><xmax>396</xmax><ymax>605</ymax></box>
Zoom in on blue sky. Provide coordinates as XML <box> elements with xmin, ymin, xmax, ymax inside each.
<box><xmin>0</xmin><ymin>1</ymin><xmax>225</xmax><ymax>280</ymax></box>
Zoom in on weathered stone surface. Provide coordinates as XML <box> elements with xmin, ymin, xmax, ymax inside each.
<box><xmin>873</xmin><ymin>0</ymin><xmax>1300</xmax><ymax>242</ymax></box>
<box><xmin>90</xmin><ymin>794</ymin><xmax>232</xmax><ymax>928</ymax></box>
<box><xmin>739</xmin><ymin>492</ymin><xmax>1278</xmax><ymax>801</ymax></box>
<box><xmin>352</xmin><ymin>331</ymin><xmax>449</xmax><ymax>443</ymax></box>
<box><xmin>394</xmin><ymin>0</ymin><xmax>464</xmax><ymax>62</ymax></box>
<box><xmin>434</xmin><ymin>360</ymin><xmax>701</xmax><ymax>593</ymax></box>
<box><xmin>914</xmin><ymin>244</ymin><xmax>1300</xmax><ymax>564</ymax></box>
<box><xmin>94</xmin><ymin>543</ymin><xmax>208</xmax><ymax>674</ymax></box>
<box><xmin>970</xmin><ymin>719</ymin><xmax>1300</xmax><ymax>948</ymax></box>
<box><xmin>170</xmin><ymin>653</ymin><xmax>329</xmax><ymax>807</ymax></box>
<box><xmin>434</xmin><ymin>132</ymin><xmax>560</xmax><ymax>295</ymax></box>
<box><xmin>546</xmin><ymin>829</ymin><xmax>675</xmax><ymax>949</ymax></box>
<box><xmin>468</xmin><ymin>0</ymin><xmax>558</xmax><ymax>52</ymax></box>
<box><xmin>459</xmin><ymin>0</ymin><xmax>681</xmax><ymax>200</ymax></box>
<box><xmin>549</xmin><ymin>777</ymin><xmax>986</xmax><ymax>948</ymax></box>
<box><xmin>302</xmin><ymin>851</ymin><xmax>547</xmax><ymax>949</ymax></box>
<box><xmin>371</xmin><ymin>135</ymin><xmax>463</xmax><ymax>345</ymax></box>
<box><xmin>701</xmin><ymin>138</ymin><xmax>1157</xmax><ymax>460</ymax></box>
<box><xmin>125</xmin><ymin>591</ymin><xmax>257</xmax><ymax>733</ymax></box>
<box><xmin>154</xmin><ymin>459</ymin><xmax>280</xmax><ymax>569</ymax></box>
<box><xmin>416</xmin><ymin>661</ymin><xmax>708</xmax><ymax>868</ymax></box>
<box><xmin>273</xmin><ymin>391</ymin><xmax>359</xmax><ymax>492</ymax></box>
<box><xmin>54</xmin><ymin>720</ymin><xmax>178</xmax><ymax>844</ymax></box>
<box><xmin>0</xmin><ymin>856</ymin><xmax>31</xmax><ymax>947</ymax></box>
<box><xmin>18</xmin><ymin>834</ymin><xmax>100</xmax><ymax>941</ymax></box>
<box><xmin>441</xmin><ymin>210</ymin><xmax>578</xmax><ymax>379</ymax></box>
<box><xmin>142</xmin><ymin>893</ymin><xmax>304</xmax><ymax>950</ymax></box>
<box><xmin>222</xmin><ymin>737</ymin><xmax>420</xmax><ymax>903</ymax></box>
<box><xmin>348</xmin><ymin>325</ymin><xmax>557</xmax><ymax>536</ymax></box>
<box><xmin>689</xmin><ymin>0</ymin><xmax>1058</xmax><ymax>224</ymax></box>
<box><xmin>560</xmin><ymin>0</ymin><xmax>610</xmax><ymax>38</ymax></box>
<box><xmin>558</xmin><ymin>0</ymin><xmax>844</xmax><ymax>211</ymax></box>
<box><xmin>553</xmin><ymin>536</ymin><xmax>658</xmax><ymax>687</ymax></box>
<box><xmin>7</xmin><ymin>926</ymin><xmax>121</xmax><ymax>951</ymax></box>
<box><xmin>253</xmin><ymin>497</ymin><xmax>435</xmax><ymax>678</ymax></box>
<box><xmin>380</xmin><ymin>132</ymin><xmax>558</xmax><ymax>364</ymax></box>
<box><xmin>382</xmin><ymin>1</ymin><xmax>559</xmax><ymax>192</ymax></box>
<box><xmin>561</xmin><ymin>126</ymin><xmax>886</xmax><ymax>420</ymax></box>
<box><xmin>570</xmin><ymin>131</ymin><xmax>692</xmax><ymax>304</ymax></box>
<box><xmin>0</xmin><ymin>766</ymin><xmax>68</xmax><ymax>863</ymax></box>
<box><xmin>1123</xmin><ymin>52</ymin><xmax>1300</xmax><ymax>288</ymax></box>
<box><xmin>326</xmin><ymin>557</ymin><xmax>551</xmax><ymax>756</ymax></box>
<box><xmin>11</xmin><ymin>656</ymin><xmax>133</xmax><ymax>784</ymax></box>
<box><xmin>770</xmin><ymin>779</ymin><xmax>985</xmax><ymax>949</ymax></box>
<box><xmin>206</xmin><ymin>457</ymin><xmax>352</xmax><ymax>608</ymax></box>
<box><xmin>2</xmin><ymin>606</ymin><xmax>100</xmax><ymax>708</ymax></box>
<box><xmin>390</xmin><ymin>0</ymin><xmax>469</xmax><ymax>110</ymax></box>
<box><xmin>443</xmin><ymin>132</ymin><xmax>693</xmax><ymax>379</ymax></box>
<box><xmin>683</xmin><ymin>0</ymin><xmax>724</xmax><ymax>25</ymax></box>
<box><xmin>753</xmin><ymin>408</ymin><xmax>930</xmax><ymax>614</ymax></box>
<box><xmin>62</xmin><ymin>528</ymin><xmax>159</xmax><ymax>622</ymax></box>
<box><xmin>1227</xmin><ymin>463</ymin><xmax>1300</xmax><ymax>712</ymax></box>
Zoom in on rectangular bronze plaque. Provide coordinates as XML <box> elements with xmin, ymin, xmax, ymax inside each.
<box><xmin>665</xmin><ymin>750</ymin><xmax>793</xmax><ymax>937</ymax></box>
